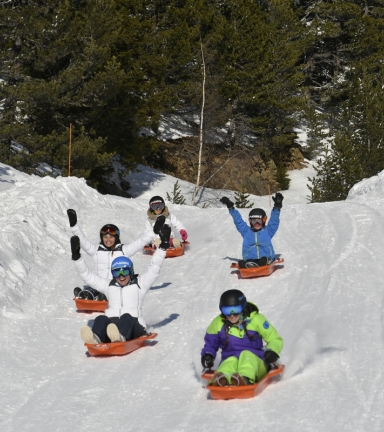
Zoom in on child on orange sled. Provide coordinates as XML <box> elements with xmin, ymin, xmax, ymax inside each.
<box><xmin>71</xmin><ymin>225</ymin><xmax>171</xmax><ymax>344</ymax></box>
<box><xmin>220</xmin><ymin>193</ymin><xmax>283</xmax><ymax>268</ymax></box>
<box><xmin>201</xmin><ymin>289</ymin><xmax>283</xmax><ymax>386</ymax></box>
<box><xmin>146</xmin><ymin>196</ymin><xmax>188</xmax><ymax>249</ymax></box>
<box><xmin>67</xmin><ymin>209</ymin><xmax>165</xmax><ymax>300</ymax></box>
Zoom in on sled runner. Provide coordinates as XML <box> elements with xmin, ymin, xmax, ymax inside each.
<box><xmin>230</xmin><ymin>258</ymin><xmax>284</xmax><ymax>279</ymax></box>
<box><xmin>85</xmin><ymin>332</ymin><xmax>158</xmax><ymax>356</ymax></box>
<box><xmin>74</xmin><ymin>298</ymin><xmax>108</xmax><ymax>312</ymax></box>
<box><xmin>143</xmin><ymin>241</ymin><xmax>190</xmax><ymax>258</ymax></box>
<box><xmin>201</xmin><ymin>364</ymin><xmax>285</xmax><ymax>400</ymax></box>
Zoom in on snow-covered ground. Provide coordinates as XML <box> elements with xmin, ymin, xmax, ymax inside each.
<box><xmin>0</xmin><ymin>162</ymin><xmax>383</xmax><ymax>431</ymax></box>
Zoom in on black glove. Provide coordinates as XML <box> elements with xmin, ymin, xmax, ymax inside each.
<box><xmin>220</xmin><ymin>196</ymin><xmax>234</xmax><ymax>209</ymax></box>
<box><xmin>201</xmin><ymin>353</ymin><xmax>215</xmax><ymax>368</ymax></box>
<box><xmin>153</xmin><ymin>215</ymin><xmax>166</xmax><ymax>235</ymax></box>
<box><xmin>67</xmin><ymin>209</ymin><xmax>77</xmax><ymax>227</ymax></box>
<box><xmin>70</xmin><ymin>236</ymin><xmax>81</xmax><ymax>260</ymax></box>
<box><xmin>159</xmin><ymin>224</ymin><xmax>171</xmax><ymax>250</ymax></box>
<box><xmin>264</xmin><ymin>350</ymin><xmax>279</xmax><ymax>364</ymax></box>
<box><xmin>272</xmin><ymin>193</ymin><xmax>284</xmax><ymax>210</ymax></box>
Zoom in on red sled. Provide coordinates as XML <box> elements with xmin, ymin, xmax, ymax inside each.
<box><xmin>201</xmin><ymin>364</ymin><xmax>285</xmax><ymax>400</ymax></box>
<box><xmin>230</xmin><ymin>258</ymin><xmax>284</xmax><ymax>279</ymax></box>
<box><xmin>143</xmin><ymin>241</ymin><xmax>190</xmax><ymax>258</ymax></box>
<box><xmin>85</xmin><ymin>333</ymin><xmax>157</xmax><ymax>356</ymax></box>
<box><xmin>73</xmin><ymin>298</ymin><xmax>108</xmax><ymax>312</ymax></box>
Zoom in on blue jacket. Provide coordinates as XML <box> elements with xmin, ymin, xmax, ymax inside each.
<box><xmin>229</xmin><ymin>207</ymin><xmax>280</xmax><ymax>260</ymax></box>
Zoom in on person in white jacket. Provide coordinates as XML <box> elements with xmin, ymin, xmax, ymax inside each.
<box><xmin>67</xmin><ymin>209</ymin><xmax>165</xmax><ymax>300</ymax></box>
<box><xmin>146</xmin><ymin>196</ymin><xmax>188</xmax><ymax>249</ymax></box>
<box><xmin>70</xmin><ymin>224</ymin><xmax>171</xmax><ymax>344</ymax></box>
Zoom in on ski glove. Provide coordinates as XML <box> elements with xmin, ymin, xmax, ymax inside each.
<box><xmin>67</xmin><ymin>209</ymin><xmax>77</xmax><ymax>227</ymax></box>
<box><xmin>220</xmin><ymin>196</ymin><xmax>234</xmax><ymax>209</ymax></box>
<box><xmin>70</xmin><ymin>236</ymin><xmax>81</xmax><ymax>261</ymax></box>
<box><xmin>272</xmin><ymin>193</ymin><xmax>284</xmax><ymax>210</ymax></box>
<box><xmin>180</xmin><ymin>229</ymin><xmax>188</xmax><ymax>241</ymax></box>
<box><xmin>159</xmin><ymin>224</ymin><xmax>171</xmax><ymax>250</ymax></box>
<box><xmin>264</xmin><ymin>350</ymin><xmax>279</xmax><ymax>364</ymax></box>
<box><xmin>201</xmin><ymin>353</ymin><xmax>215</xmax><ymax>368</ymax></box>
<box><xmin>153</xmin><ymin>215</ymin><xmax>166</xmax><ymax>235</ymax></box>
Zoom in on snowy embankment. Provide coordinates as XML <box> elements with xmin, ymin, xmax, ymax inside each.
<box><xmin>0</xmin><ymin>162</ymin><xmax>383</xmax><ymax>432</ymax></box>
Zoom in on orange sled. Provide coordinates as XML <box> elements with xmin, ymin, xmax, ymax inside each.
<box><xmin>201</xmin><ymin>365</ymin><xmax>285</xmax><ymax>400</ymax></box>
<box><xmin>85</xmin><ymin>333</ymin><xmax>157</xmax><ymax>356</ymax></box>
<box><xmin>230</xmin><ymin>258</ymin><xmax>284</xmax><ymax>279</ymax></box>
<box><xmin>73</xmin><ymin>298</ymin><xmax>108</xmax><ymax>312</ymax></box>
<box><xmin>143</xmin><ymin>241</ymin><xmax>190</xmax><ymax>258</ymax></box>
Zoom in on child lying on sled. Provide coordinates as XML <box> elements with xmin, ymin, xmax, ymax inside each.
<box><xmin>220</xmin><ymin>193</ymin><xmax>283</xmax><ymax>268</ymax></box>
<box><xmin>201</xmin><ymin>289</ymin><xmax>283</xmax><ymax>386</ymax></box>
<box><xmin>70</xmin><ymin>225</ymin><xmax>171</xmax><ymax>344</ymax></box>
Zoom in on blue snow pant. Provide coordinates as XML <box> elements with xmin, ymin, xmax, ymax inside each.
<box><xmin>92</xmin><ymin>313</ymin><xmax>146</xmax><ymax>343</ymax></box>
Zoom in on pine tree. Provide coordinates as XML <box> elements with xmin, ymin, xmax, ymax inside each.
<box><xmin>166</xmin><ymin>181</ymin><xmax>187</xmax><ymax>205</ymax></box>
<box><xmin>234</xmin><ymin>182</ymin><xmax>254</xmax><ymax>208</ymax></box>
<box><xmin>308</xmin><ymin>132</ymin><xmax>363</xmax><ymax>202</ymax></box>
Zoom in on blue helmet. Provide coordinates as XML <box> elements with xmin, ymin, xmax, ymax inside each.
<box><xmin>111</xmin><ymin>256</ymin><xmax>134</xmax><ymax>277</ymax></box>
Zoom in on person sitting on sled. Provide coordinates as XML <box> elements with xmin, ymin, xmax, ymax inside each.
<box><xmin>146</xmin><ymin>195</ymin><xmax>188</xmax><ymax>249</ymax></box>
<box><xmin>70</xmin><ymin>225</ymin><xmax>171</xmax><ymax>344</ymax></box>
<box><xmin>201</xmin><ymin>289</ymin><xmax>283</xmax><ymax>387</ymax></box>
<box><xmin>67</xmin><ymin>209</ymin><xmax>165</xmax><ymax>300</ymax></box>
<box><xmin>220</xmin><ymin>192</ymin><xmax>283</xmax><ymax>268</ymax></box>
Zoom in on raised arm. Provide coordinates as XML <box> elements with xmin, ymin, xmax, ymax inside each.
<box><xmin>229</xmin><ymin>208</ymin><xmax>249</xmax><ymax>237</ymax></box>
<box><xmin>265</xmin><ymin>208</ymin><xmax>280</xmax><ymax>238</ymax></box>
<box><xmin>70</xmin><ymin>236</ymin><xmax>108</xmax><ymax>294</ymax></box>
<box><xmin>67</xmin><ymin>209</ymin><xmax>98</xmax><ymax>256</ymax></box>
<box><xmin>137</xmin><ymin>247</ymin><xmax>166</xmax><ymax>294</ymax></box>
<box><xmin>122</xmin><ymin>216</ymin><xmax>165</xmax><ymax>256</ymax></box>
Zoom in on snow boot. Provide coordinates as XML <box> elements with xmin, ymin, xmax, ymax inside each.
<box><xmin>231</xmin><ymin>373</ymin><xmax>251</xmax><ymax>386</ymax></box>
<box><xmin>107</xmin><ymin>323</ymin><xmax>126</xmax><ymax>343</ymax></box>
<box><xmin>79</xmin><ymin>290</ymin><xmax>93</xmax><ymax>300</ymax></box>
<box><xmin>74</xmin><ymin>287</ymin><xmax>82</xmax><ymax>298</ymax></box>
<box><xmin>81</xmin><ymin>326</ymin><xmax>101</xmax><ymax>344</ymax></box>
<box><xmin>211</xmin><ymin>373</ymin><xmax>228</xmax><ymax>387</ymax></box>
<box><xmin>238</xmin><ymin>260</ymin><xmax>246</xmax><ymax>269</ymax></box>
<box><xmin>172</xmin><ymin>238</ymin><xmax>181</xmax><ymax>248</ymax></box>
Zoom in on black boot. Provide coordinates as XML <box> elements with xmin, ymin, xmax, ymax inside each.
<box><xmin>74</xmin><ymin>287</ymin><xmax>82</xmax><ymax>298</ymax></box>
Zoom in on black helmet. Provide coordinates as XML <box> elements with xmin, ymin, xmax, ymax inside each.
<box><xmin>219</xmin><ymin>289</ymin><xmax>247</xmax><ymax>315</ymax></box>
<box><xmin>100</xmin><ymin>224</ymin><xmax>121</xmax><ymax>245</ymax></box>
<box><xmin>249</xmin><ymin>208</ymin><xmax>267</xmax><ymax>228</ymax></box>
<box><xmin>149</xmin><ymin>196</ymin><xmax>165</xmax><ymax>214</ymax></box>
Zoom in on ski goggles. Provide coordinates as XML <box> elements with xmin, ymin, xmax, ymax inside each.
<box><xmin>100</xmin><ymin>226</ymin><xmax>120</xmax><ymax>236</ymax></box>
<box><xmin>112</xmin><ymin>268</ymin><xmax>131</xmax><ymax>278</ymax></box>
<box><xmin>221</xmin><ymin>305</ymin><xmax>243</xmax><ymax>316</ymax></box>
<box><xmin>150</xmin><ymin>202</ymin><xmax>165</xmax><ymax>212</ymax></box>
<box><xmin>249</xmin><ymin>217</ymin><xmax>263</xmax><ymax>225</ymax></box>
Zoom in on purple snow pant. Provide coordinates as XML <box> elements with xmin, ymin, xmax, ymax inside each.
<box><xmin>92</xmin><ymin>313</ymin><xmax>146</xmax><ymax>343</ymax></box>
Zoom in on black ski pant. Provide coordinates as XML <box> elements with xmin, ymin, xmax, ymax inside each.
<box><xmin>239</xmin><ymin>257</ymin><xmax>269</xmax><ymax>268</ymax></box>
<box><xmin>92</xmin><ymin>313</ymin><xmax>146</xmax><ymax>343</ymax></box>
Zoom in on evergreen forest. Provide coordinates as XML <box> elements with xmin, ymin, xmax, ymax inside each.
<box><xmin>1</xmin><ymin>0</ymin><xmax>384</xmax><ymax>202</ymax></box>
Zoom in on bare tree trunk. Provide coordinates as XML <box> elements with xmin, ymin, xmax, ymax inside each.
<box><xmin>191</xmin><ymin>40</ymin><xmax>206</xmax><ymax>206</ymax></box>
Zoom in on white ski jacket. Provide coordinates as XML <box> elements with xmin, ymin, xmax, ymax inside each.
<box><xmin>70</xmin><ymin>224</ymin><xmax>157</xmax><ymax>279</ymax></box>
<box><xmin>74</xmin><ymin>248</ymin><xmax>166</xmax><ymax>328</ymax></box>
<box><xmin>146</xmin><ymin>206</ymin><xmax>185</xmax><ymax>244</ymax></box>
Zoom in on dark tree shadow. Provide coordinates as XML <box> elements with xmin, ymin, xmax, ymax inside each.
<box><xmin>150</xmin><ymin>313</ymin><xmax>180</xmax><ymax>329</ymax></box>
<box><xmin>150</xmin><ymin>282</ymin><xmax>172</xmax><ymax>291</ymax></box>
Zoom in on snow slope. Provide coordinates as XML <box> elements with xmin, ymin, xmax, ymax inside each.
<box><xmin>0</xmin><ymin>162</ymin><xmax>383</xmax><ymax>432</ymax></box>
